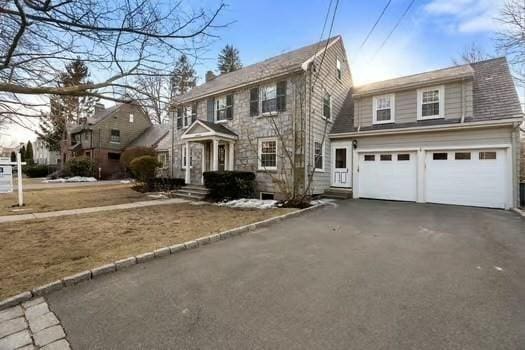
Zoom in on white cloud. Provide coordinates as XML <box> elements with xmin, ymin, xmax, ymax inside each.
<box><xmin>424</xmin><ymin>0</ymin><xmax>505</xmax><ymax>33</ymax></box>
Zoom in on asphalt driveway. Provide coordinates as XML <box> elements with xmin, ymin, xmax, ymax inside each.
<box><xmin>47</xmin><ymin>200</ymin><xmax>525</xmax><ymax>350</ymax></box>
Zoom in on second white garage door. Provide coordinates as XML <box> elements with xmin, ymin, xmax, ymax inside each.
<box><xmin>358</xmin><ymin>152</ymin><xmax>417</xmax><ymax>202</ymax></box>
<box><xmin>425</xmin><ymin>149</ymin><xmax>507</xmax><ymax>208</ymax></box>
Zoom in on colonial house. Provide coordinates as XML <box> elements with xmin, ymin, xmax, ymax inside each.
<box><xmin>63</xmin><ymin>102</ymin><xmax>168</xmax><ymax>178</ymax></box>
<box><xmin>168</xmin><ymin>36</ymin><xmax>352</xmax><ymax>200</ymax></box>
<box><xmin>168</xmin><ymin>36</ymin><xmax>523</xmax><ymax>208</ymax></box>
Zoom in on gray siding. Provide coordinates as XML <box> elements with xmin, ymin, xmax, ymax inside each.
<box><xmin>354</xmin><ymin>81</ymin><xmax>474</xmax><ymax>128</ymax></box>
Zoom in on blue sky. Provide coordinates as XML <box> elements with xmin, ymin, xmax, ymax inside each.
<box><xmin>2</xmin><ymin>0</ymin><xmax>520</xmax><ymax>146</ymax></box>
<box><xmin>194</xmin><ymin>0</ymin><xmax>506</xmax><ymax>85</ymax></box>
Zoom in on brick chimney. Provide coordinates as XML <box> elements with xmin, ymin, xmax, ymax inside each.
<box><xmin>205</xmin><ymin>71</ymin><xmax>216</xmax><ymax>82</ymax></box>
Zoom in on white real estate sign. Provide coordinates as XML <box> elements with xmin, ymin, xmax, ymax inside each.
<box><xmin>0</xmin><ymin>157</ymin><xmax>13</xmax><ymax>193</ymax></box>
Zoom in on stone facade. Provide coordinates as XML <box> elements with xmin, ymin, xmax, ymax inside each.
<box><xmin>166</xmin><ymin>38</ymin><xmax>353</xmax><ymax>198</ymax></box>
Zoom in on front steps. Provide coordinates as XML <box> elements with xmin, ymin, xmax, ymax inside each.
<box><xmin>175</xmin><ymin>185</ymin><xmax>209</xmax><ymax>201</ymax></box>
<box><xmin>321</xmin><ymin>187</ymin><xmax>353</xmax><ymax>200</ymax></box>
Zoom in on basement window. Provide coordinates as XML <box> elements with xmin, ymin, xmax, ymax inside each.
<box><xmin>260</xmin><ymin>192</ymin><xmax>275</xmax><ymax>200</ymax></box>
<box><xmin>108</xmin><ymin>152</ymin><xmax>120</xmax><ymax>160</ymax></box>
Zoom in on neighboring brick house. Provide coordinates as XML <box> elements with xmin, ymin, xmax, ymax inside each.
<box><xmin>168</xmin><ymin>36</ymin><xmax>352</xmax><ymax>199</ymax></box>
<box><xmin>63</xmin><ymin>102</ymin><xmax>168</xmax><ymax>178</ymax></box>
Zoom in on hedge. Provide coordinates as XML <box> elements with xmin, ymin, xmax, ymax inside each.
<box><xmin>203</xmin><ymin>171</ymin><xmax>256</xmax><ymax>201</ymax></box>
<box><xmin>23</xmin><ymin>164</ymin><xmax>52</xmax><ymax>178</ymax></box>
<box><xmin>147</xmin><ymin>177</ymin><xmax>185</xmax><ymax>191</ymax></box>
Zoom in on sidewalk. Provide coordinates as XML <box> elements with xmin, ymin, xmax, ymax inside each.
<box><xmin>14</xmin><ymin>179</ymin><xmax>127</xmax><ymax>191</ymax></box>
<box><xmin>0</xmin><ymin>198</ymin><xmax>189</xmax><ymax>223</ymax></box>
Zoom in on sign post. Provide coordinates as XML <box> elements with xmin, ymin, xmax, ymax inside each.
<box><xmin>0</xmin><ymin>153</ymin><xmax>26</xmax><ymax>206</ymax></box>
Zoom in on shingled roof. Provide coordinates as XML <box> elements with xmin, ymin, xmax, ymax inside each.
<box><xmin>175</xmin><ymin>36</ymin><xmax>340</xmax><ymax>103</ymax></box>
<box><xmin>331</xmin><ymin>57</ymin><xmax>523</xmax><ymax>134</ymax></box>
<box><xmin>128</xmin><ymin>125</ymin><xmax>169</xmax><ymax>148</ymax></box>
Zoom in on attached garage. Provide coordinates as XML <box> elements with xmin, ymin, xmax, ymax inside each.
<box><xmin>355</xmin><ymin>145</ymin><xmax>512</xmax><ymax>209</ymax></box>
<box><xmin>358</xmin><ymin>151</ymin><xmax>417</xmax><ymax>202</ymax></box>
<box><xmin>424</xmin><ymin>149</ymin><xmax>507</xmax><ymax>209</ymax></box>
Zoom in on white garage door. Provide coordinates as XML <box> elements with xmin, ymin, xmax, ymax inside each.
<box><xmin>425</xmin><ymin>149</ymin><xmax>506</xmax><ymax>208</ymax></box>
<box><xmin>358</xmin><ymin>152</ymin><xmax>417</xmax><ymax>202</ymax></box>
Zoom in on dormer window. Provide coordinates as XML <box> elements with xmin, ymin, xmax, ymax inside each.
<box><xmin>373</xmin><ymin>94</ymin><xmax>395</xmax><ymax>124</ymax></box>
<box><xmin>418</xmin><ymin>86</ymin><xmax>444</xmax><ymax>120</ymax></box>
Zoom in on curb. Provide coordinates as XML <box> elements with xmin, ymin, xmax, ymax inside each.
<box><xmin>0</xmin><ymin>202</ymin><xmax>327</xmax><ymax>311</ymax></box>
<box><xmin>511</xmin><ymin>207</ymin><xmax>525</xmax><ymax>217</ymax></box>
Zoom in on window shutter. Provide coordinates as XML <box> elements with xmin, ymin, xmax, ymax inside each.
<box><xmin>250</xmin><ymin>87</ymin><xmax>259</xmax><ymax>116</ymax></box>
<box><xmin>176</xmin><ymin>107</ymin><xmax>183</xmax><ymax>129</ymax></box>
<box><xmin>207</xmin><ymin>98</ymin><xmax>214</xmax><ymax>122</ymax></box>
<box><xmin>226</xmin><ymin>94</ymin><xmax>233</xmax><ymax>120</ymax></box>
<box><xmin>191</xmin><ymin>102</ymin><xmax>197</xmax><ymax>122</ymax></box>
<box><xmin>276</xmin><ymin>81</ymin><xmax>286</xmax><ymax>112</ymax></box>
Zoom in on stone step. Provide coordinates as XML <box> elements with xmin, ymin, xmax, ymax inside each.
<box><xmin>322</xmin><ymin>187</ymin><xmax>353</xmax><ymax>200</ymax></box>
<box><xmin>178</xmin><ymin>188</ymin><xmax>209</xmax><ymax>196</ymax></box>
<box><xmin>174</xmin><ymin>192</ymin><xmax>207</xmax><ymax>201</ymax></box>
<box><xmin>183</xmin><ymin>185</ymin><xmax>208</xmax><ymax>192</ymax></box>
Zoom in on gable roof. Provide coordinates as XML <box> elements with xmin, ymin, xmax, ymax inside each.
<box><xmin>128</xmin><ymin>125</ymin><xmax>169</xmax><ymax>148</ymax></box>
<box><xmin>181</xmin><ymin>119</ymin><xmax>237</xmax><ymax>140</ymax></box>
<box><xmin>331</xmin><ymin>57</ymin><xmax>523</xmax><ymax>135</ymax></box>
<box><xmin>175</xmin><ymin>36</ymin><xmax>341</xmax><ymax>104</ymax></box>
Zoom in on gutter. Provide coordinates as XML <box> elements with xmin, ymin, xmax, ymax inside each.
<box><xmin>329</xmin><ymin>117</ymin><xmax>524</xmax><ymax>139</ymax></box>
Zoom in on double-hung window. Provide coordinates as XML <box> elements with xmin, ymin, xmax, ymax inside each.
<box><xmin>323</xmin><ymin>94</ymin><xmax>331</xmax><ymax>120</ymax></box>
<box><xmin>215</xmin><ymin>95</ymin><xmax>233</xmax><ymax>122</ymax></box>
<box><xmin>176</xmin><ymin>107</ymin><xmax>183</xmax><ymax>129</ymax></box>
<box><xmin>157</xmin><ymin>152</ymin><xmax>168</xmax><ymax>169</ymax></box>
<box><xmin>129</xmin><ymin>113</ymin><xmax>134</xmax><ymax>123</ymax></box>
<box><xmin>110</xmin><ymin>129</ymin><xmax>120</xmax><ymax>143</ymax></box>
<box><xmin>183</xmin><ymin>105</ymin><xmax>195</xmax><ymax>128</ymax></box>
<box><xmin>258</xmin><ymin>138</ymin><xmax>277</xmax><ymax>170</ymax></box>
<box><xmin>336</xmin><ymin>59</ymin><xmax>342</xmax><ymax>80</ymax></box>
<box><xmin>260</xmin><ymin>81</ymin><xmax>286</xmax><ymax>115</ymax></box>
<box><xmin>314</xmin><ymin>141</ymin><xmax>324</xmax><ymax>171</ymax></box>
<box><xmin>418</xmin><ymin>86</ymin><xmax>444</xmax><ymax>120</ymax></box>
<box><xmin>373</xmin><ymin>94</ymin><xmax>395</xmax><ymax>124</ymax></box>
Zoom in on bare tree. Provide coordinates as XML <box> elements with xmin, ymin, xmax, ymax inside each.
<box><xmin>131</xmin><ymin>74</ymin><xmax>170</xmax><ymax>124</ymax></box>
<box><xmin>496</xmin><ymin>0</ymin><xmax>525</xmax><ymax>84</ymax></box>
<box><xmin>452</xmin><ymin>42</ymin><xmax>490</xmax><ymax>65</ymax></box>
<box><xmin>0</xmin><ymin>0</ymin><xmax>226</xmax><ymax>128</ymax></box>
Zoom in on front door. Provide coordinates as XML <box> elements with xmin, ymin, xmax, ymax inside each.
<box><xmin>331</xmin><ymin>143</ymin><xmax>352</xmax><ymax>187</ymax></box>
<box><xmin>218</xmin><ymin>145</ymin><xmax>226</xmax><ymax>171</ymax></box>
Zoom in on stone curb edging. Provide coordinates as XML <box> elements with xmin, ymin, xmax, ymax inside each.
<box><xmin>0</xmin><ymin>202</ymin><xmax>327</xmax><ymax>311</ymax></box>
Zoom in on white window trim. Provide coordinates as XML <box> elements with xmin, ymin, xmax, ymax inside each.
<box><xmin>322</xmin><ymin>93</ymin><xmax>332</xmax><ymax>121</ymax></box>
<box><xmin>181</xmin><ymin>145</ymin><xmax>193</xmax><ymax>169</ymax></box>
<box><xmin>129</xmin><ymin>113</ymin><xmax>134</xmax><ymax>123</ymax></box>
<box><xmin>183</xmin><ymin>106</ymin><xmax>192</xmax><ymax>129</ymax></box>
<box><xmin>257</xmin><ymin>137</ymin><xmax>277</xmax><ymax>171</ymax></box>
<box><xmin>110</xmin><ymin>129</ymin><xmax>120</xmax><ymax>144</ymax></box>
<box><xmin>260</xmin><ymin>83</ymin><xmax>278</xmax><ymax>116</ymax></box>
<box><xmin>417</xmin><ymin>85</ymin><xmax>445</xmax><ymax>120</ymax></box>
<box><xmin>314</xmin><ymin>140</ymin><xmax>325</xmax><ymax>172</ymax></box>
<box><xmin>336</xmin><ymin>59</ymin><xmax>342</xmax><ymax>80</ymax></box>
<box><xmin>372</xmin><ymin>94</ymin><xmax>395</xmax><ymax>124</ymax></box>
<box><xmin>157</xmin><ymin>152</ymin><xmax>168</xmax><ymax>169</ymax></box>
<box><xmin>214</xmin><ymin>95</ymin><xmax>230</xmax><ymax>123</ymax></box>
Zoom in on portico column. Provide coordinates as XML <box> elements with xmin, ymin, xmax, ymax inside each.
<box><xmin>185</xmin><ymin>141</ymin><xmax>191</xmax><ymax>184</ymax></box>
<box><xmin>228</xmin><ymin>142</ymin><xmax>234</xmax><ymax>170</ymax></box>
<box><xmin>212</xmin><ymin>138</ymin><xmax>219</xmax><ymax>171</ymax></box>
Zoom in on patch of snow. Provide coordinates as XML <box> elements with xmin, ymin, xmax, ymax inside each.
<box><xmin>494</xmin><ymin>266</ymin><xmax>504</xmax><ymax>272</ymax></box>
<box><xmin>43</xmin><ymin>176</ymin><xmax>97</xmax><ymax>183</ymax></box>
<box><xmin>147</xmin><ymin>193</ymin><xmax>168</xmax><ymax>199</ymax></box>
<box><xmin>120</xmin><ymin>180</ymin><xmax>131</xmax><ymax>184</ymax></box>
<box><xmin>311</xmin><ymin>198</ymin><xmax>338</xmax><ymax>207</ymax></box>
<box><xmin>218</xmin><ymin>198</ymin><xmax>278</xmax><ymax>209</ymax></box>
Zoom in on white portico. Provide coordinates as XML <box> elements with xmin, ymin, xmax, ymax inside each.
<box><xmin>181</xmin><ymin>120</ymin><xmax>238</xmax><ymax>184</ymax></box>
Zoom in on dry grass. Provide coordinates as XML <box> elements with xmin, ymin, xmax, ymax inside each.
<box><xmin>0</xmin><ymin>185</ymin><xmax>150</xmax><ymax>216</ymax></box>
<box><xmin>0</xmin><ymin>203</ymin><xmax>294</xmax><ymax>299</ymax></box>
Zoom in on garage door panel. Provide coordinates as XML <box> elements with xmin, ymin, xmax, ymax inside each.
<box><xmin>425</xmin><ymin>150</ymin><xmax>506</xmax><ymax>208</ymax></box>
<box><xmin>358</xmin><ymin>152</ymin><xmax>417</xmax><ymax>202</ymax></box>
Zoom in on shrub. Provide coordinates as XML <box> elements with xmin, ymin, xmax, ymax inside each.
<box><xmin>65</xmin><ymin>156</ymin><xmax>95</xmax><ymax>177</ymax></box>
<box><xmin>203</xmin><ymin>171</ymin><xmax>256</xmax><ymax>201</ymax></box>
<box><xmin>121</xmin><ymin>147</ymin><xmax>156</xmax><ymax>175</ymax></box>
<box><xmin>23</xmin><ymin>164</ymin><xmax>49</xmax><ymax>178</ymax></box>
<box><xmin>129</xmin><ymin>155</ymin><xmax>159</xmax><ymax>188</ymax></box>
<box><xmin>146</xmin><ymin>177</ymin><xmax>185</xmax><ymax>192</ymax></box>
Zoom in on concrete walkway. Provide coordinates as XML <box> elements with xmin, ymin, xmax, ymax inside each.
<box><xmin>14</xmin><ymin>179</ymin><xmax>128</xmax><ymax>191</ymax></box>
<box><xmin>0</xmin><ymin>198</ymin><xmax>189</xmax><ymax>223</ymax></box>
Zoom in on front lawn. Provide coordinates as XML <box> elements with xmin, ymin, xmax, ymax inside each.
<box><xmin>0</xmin><ymin>203</ymin><xmax>294</xmax><ymax>299</ymax></box>
<box><xmin>0</xmin><ymin>184</ymin><xmax>150</xmax><ymax>215</ymax></box>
